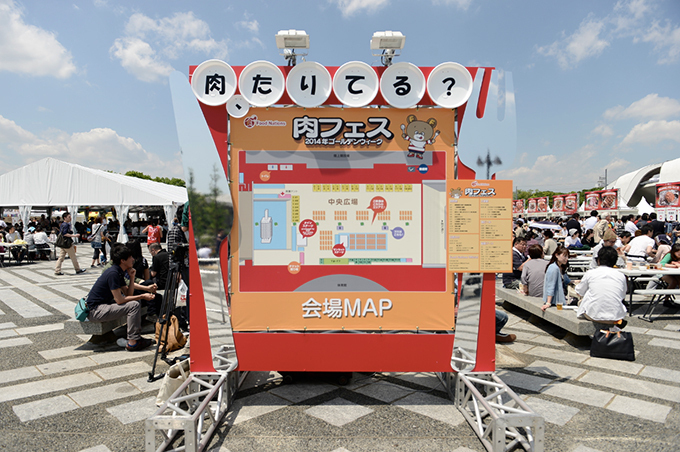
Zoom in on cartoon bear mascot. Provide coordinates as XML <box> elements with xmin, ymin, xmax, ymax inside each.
<box><xmin>400</xmin><ymin>115</ymin><xmax>441</xmax><ymax>159</ymax></box>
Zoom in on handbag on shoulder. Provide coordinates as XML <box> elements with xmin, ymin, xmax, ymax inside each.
<box><xmin>590</xmin><ymin>329</ymin><xmax>635</xmax><ymax>361</ymax></box>
<box><xmin>55</xmin><ymin>233</ymin><xmax>73</xmax><ymax>249</ymax></box>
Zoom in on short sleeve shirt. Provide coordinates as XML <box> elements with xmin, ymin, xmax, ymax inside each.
<box><xmin>87</xmin><ymin>265</ymin><xmax>127</xmax><ymax>308</ymax></box>
<box><xmin>150</xmin><ymin>249</ymin><xmax>170</xmax><ymax>289</ymax></box>
<box><xmin>147</xmin><ymin>225</ymin><xmax>162</xmax><ymax>244</ymax></box>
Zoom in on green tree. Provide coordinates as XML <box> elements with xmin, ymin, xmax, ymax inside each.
<box><xmin>124</xmin><ymin>170</ymin><xmax>186</xmax><ymax>187</ymax></box>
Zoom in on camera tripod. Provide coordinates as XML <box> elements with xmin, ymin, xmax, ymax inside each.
<box><xmin>148</xmin><ymin>245</ymin><xmax>189</xmax><ymax>382</ymax></box>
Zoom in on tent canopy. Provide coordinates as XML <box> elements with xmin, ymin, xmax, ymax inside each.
<box><xmin>0</xmin><ymin>158</ymin><xmax>188</xmax><ymax>240</ymax></box>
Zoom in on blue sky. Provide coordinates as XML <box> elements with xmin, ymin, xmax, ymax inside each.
<box><xmin>0</xmin><ymin>0</ymin><xmax>678</xmax><ymax>192</ymax></box>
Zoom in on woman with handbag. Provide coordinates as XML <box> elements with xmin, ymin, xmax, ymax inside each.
<box><xmin>90</xmin><ymin>217</ymin><xmax>105</xmax><ymax>268</ymax></box>
<box><xmin>54</xmin><ymin>212</ymin><xmax>86</xmax><ymax>276</ymax></box>
<box><xmin>541</xmin><ymin>245</ymin><xmax>571</xmax><ymax>311</ymax></box>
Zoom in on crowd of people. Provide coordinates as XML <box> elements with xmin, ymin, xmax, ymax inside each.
<box><xmin>505</xmin><ymin>209</ymin><xmax>680</xmax><ymax>331</ymax></box>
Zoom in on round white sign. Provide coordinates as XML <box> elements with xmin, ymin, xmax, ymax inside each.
<box><xmin>426</xmin><ymin>62</ymin><xmax>473</xmax><ymax>109</ymax></box>
<box><xmin>379</xmin><ymin>62</ymin><xmax>425</xmax><ymax>109</ymax></box>
<box><xmin>238</xmin><ymin>61</ymin><xmax>285</xmax><ymax>107</ymax></box>
<box><xmin>286</xmin><ymin>61</ymin><xmax>332</xmax><ymax>108</ymax></box>
<box><xmin>191</xmin><ymin>59</ymin><xmax>237</xmax><ymax>106</ymax></box>
<box><xmin>332</xmin><ymin>61</ymin><xmax>379</xmax><ymax>108</ymax></box>
<box><xmin>226</xmin><ymin>95</ymin><xmax>250</xmax><ymax>118</ymax></box>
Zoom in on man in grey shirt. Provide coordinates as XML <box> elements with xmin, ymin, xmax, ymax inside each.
<box><xmin>521</xmin><ymin>244</ymin><xmax>549</xmax><ymax>297</ymax></box>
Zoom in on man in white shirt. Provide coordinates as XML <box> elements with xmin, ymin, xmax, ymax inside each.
<box><xmin>624</xmin><ymin>215</ymin><xmax>638</xmax><ymax>236</ymax></box>
<box><xmin>583</xmin><ymin>210</ymin><xmax>599</xmax><ymax>232</ymax></box>
<box><xmin>576</xmin><ymin>246</ymin><xmax>628</xmax><ymax>327</ymax></box>
<box><xmin>626</xmin><ymin>225</ymin><xmax>655</xmax><ymax>261</ymax></box>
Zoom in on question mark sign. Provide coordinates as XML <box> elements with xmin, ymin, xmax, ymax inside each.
<box><xmin>443</xmin><ymin>77</ymin><xmax>456</xmax><ymax>96</ymax></box>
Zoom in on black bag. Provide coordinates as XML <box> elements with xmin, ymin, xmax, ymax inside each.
<box><xmin>55</xmin><ymin>233</ymin><xmax>73</xmax><ymax>249</ymax></box>
<box><xmin>590</xmin><ymin>329</ymin><xmax>635</xmax><ymax>361</ymax></box>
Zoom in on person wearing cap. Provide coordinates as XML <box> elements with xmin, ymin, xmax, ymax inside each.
<box><xmin>24</xmin><ymin>226</ymin><xmax>36</xmax><ymax>261</ymax></box>
<box><xmin>565</xmin><ymin>213</ymin><xmax>581</xmax><ymax>236</ymax></box>
<box><xmin>564</xmin><ymin>229</ymin><xmax>582</xmax><ymax>249</ymax></box>
<box><xmin>589</xmin><ymin>229</ymin><xmax>626</xmax><ymax>269</ymax></box>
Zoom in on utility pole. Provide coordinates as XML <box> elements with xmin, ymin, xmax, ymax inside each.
<box><xmin>477</xmin><ymin>148</ymin><xmax>502</xmax><ymax>180</ymax></box>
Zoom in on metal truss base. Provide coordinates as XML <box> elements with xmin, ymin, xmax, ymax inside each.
<box><xmin>437</xmin><ymin>348</ymin><xmax>545</xmax><ymax>452</ymax></box>
<box><xmin>145</xmin><ymin>346</ymin><xmax>243</xmax><ymax>452</ymax></box>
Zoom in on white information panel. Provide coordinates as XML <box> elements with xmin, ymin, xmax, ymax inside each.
<box><xmin>286</xmin><ymin>61</ymin><xmax>332</xmax><ymax>108</ymax></box>
<box><xmin>239</xmin><ymin>61</ymin><xmax>286</xmax><ymax>107</ymax></box>
<box><xmin>380</xmin><ymin>62</ymin><xmax>426</xmax><ymax>109</ymax></box>
<box><xmin>332</xmin><ymin>61</ymin><xmax>379</xmax><ymax>108</ymax></box>
<box><xmin>191</xmin><ymin>59</ymin><xmax>237</xmax><ymax>106</ymax></box>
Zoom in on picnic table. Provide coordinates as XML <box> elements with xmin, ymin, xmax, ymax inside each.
<box><xmin>618</xmin><ymin>267</ymin><xmax>680</xmax><ymax>313</ymax></box>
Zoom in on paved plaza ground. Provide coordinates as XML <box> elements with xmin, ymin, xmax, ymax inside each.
<box><xmin>0</xmin><ymin>247</ymin><xmax>679</xmax><ymax>451</ymax></box>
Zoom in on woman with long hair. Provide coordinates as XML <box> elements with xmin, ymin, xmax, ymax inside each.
<box><xmin>660</xmin><ymin>243</ymin><xmax>680</xmax><ymax>289</ymax></box>
<box><xmin>542</xmin><ymin>245</ymin><xmax>571</xmax><ymax>311</ymax></box>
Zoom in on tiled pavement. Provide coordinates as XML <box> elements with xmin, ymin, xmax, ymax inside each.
<box><xmin>0</xmin><ymin>249</ymin><xmax>679</xmax><ymax>451</ymax></box>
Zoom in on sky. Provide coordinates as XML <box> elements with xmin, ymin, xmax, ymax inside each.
<box><xmin>0</xmin><ymin>0</ymin><xmax>678</xmax><ymax>193</ymax></box>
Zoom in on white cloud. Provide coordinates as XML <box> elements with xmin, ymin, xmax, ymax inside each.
<box><xmin>591</xmin><ymin>124</ymin><xmax>614</xmax><ymax>137</ymax></box>
<box><xmin>0</xmin><ymin>0</ymin><xmax>76</xmax><ymax>78</ymax></box>
<box><xmin>236</xmin><ymin>13</ymin><xmax>259</xmax><ymax>33</ymax></box>
<box><xmin>330</xmin><ymin>0</ymin><xmax>390</xmax><ymax>17</ymax></box>
<box><xmin>639</xmin><ymin>20</ymin><xmax>680</xmax><ymax>64</ymax></box>
<box><xmin>0</xmin><ymin>114</ymin><xmax>183</xmax><ymax>176</ymax></box>
<box><xmin>537</xmin><ymin>17</ymin><xmax>610</xmax><ymax>69</ymax></box>
<box><xmin>604</xmin><ymin>94</ymin><xmax>680</xmax><ymax>120</ymax></box>
<box><xmin>111</xmin><ymin>12</ymin><xmax>228</xmax><ymax>83</ymax></box>
<box><xmin>538</xmin><ymin>0</ymin><xmax>680</xmax><ymax>68</ymax></box>
<box><xmin>621</xmin><ymin>119</ymin><xmax>680</xmax><ymax>145</ymax></box>
<box><xmin>432</xmin><ymin>0</ymin><xmax>473</xmax><ymax>11</ymax></box>
<box><xmin>110</xmin><ymin>37</ymin><xmax>173</xmax><ymax>83</ymax></box>
<box><xmin>497</xmin><ymin>145</ymin><xmax>630</xmax><ymax>190</ymax></box>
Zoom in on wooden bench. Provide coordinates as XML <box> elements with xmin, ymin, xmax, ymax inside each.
<box><xmin>634</xmin><ymin>289</ymin><xmax>680</xmax><ymax>322</ymax></box>
<box><xmin>64</xmin><ymin>306</ymin><xmax>147</xmax><ymax>343</ymax></box>
<box><xmin>496</xmin><ymin>287</ymin><xmax>596</xmax><ymax>336</ymax></box>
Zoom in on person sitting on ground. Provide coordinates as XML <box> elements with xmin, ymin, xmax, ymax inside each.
<box><xmin>589</xmin><ymin>229</ymin><xmax>626</xmax><ymax>270</ymax></box>
<box><xmin>543</xmin><ymin>230</ymin><xmax>558</xmax><ymax>257</ymax></box>
<box><xmin>503</xmin><ymin>238</ymin><xmax>527</xmax><ymax>289</ymax></box>
<box><xmin>582</xmin><ymin>229</ymin><xmax>596</xmax><ymax>248</ymax></box>
<box><xmin>564</xmin><ymin>229</ymin><xmax>582</xmax><ymax>249</ymax></box>
<box><xmin>86</xmin><ymin>244</ymin><xmax>156</xmax><ymax>351</ymax></box>
<box><xmin>576</xmin><ymin>247</ymin><xmax>628</xmax><ymax>330</ymax></box>
<box><xmin>659</xmin><ymin>243</ymin><xmax>680</xmax><ymax>290</ymax></box>
<box><xmin>541</xmin><ymin>245</ymin><xmax>571</xmax><ymax>311</ymax></box>
<box><xmin>626</xmin><ymin>224</ymin><xmax>655</xmax><ymax>262</ymax></box>
<box><xmin>521</xmin><ymin>244</ymin><xmax>549</xmax><ymax>297</ymax></box>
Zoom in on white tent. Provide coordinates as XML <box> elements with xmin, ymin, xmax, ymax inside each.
<box><xmin>635</xmin><ymin>197</ymin><xmax>655</xmax><ymax>215</ymax></box>
<box><xmin>0</xmin><ymin>158</ymin><xmax>188</xmax><ymax>242</ymax></box>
